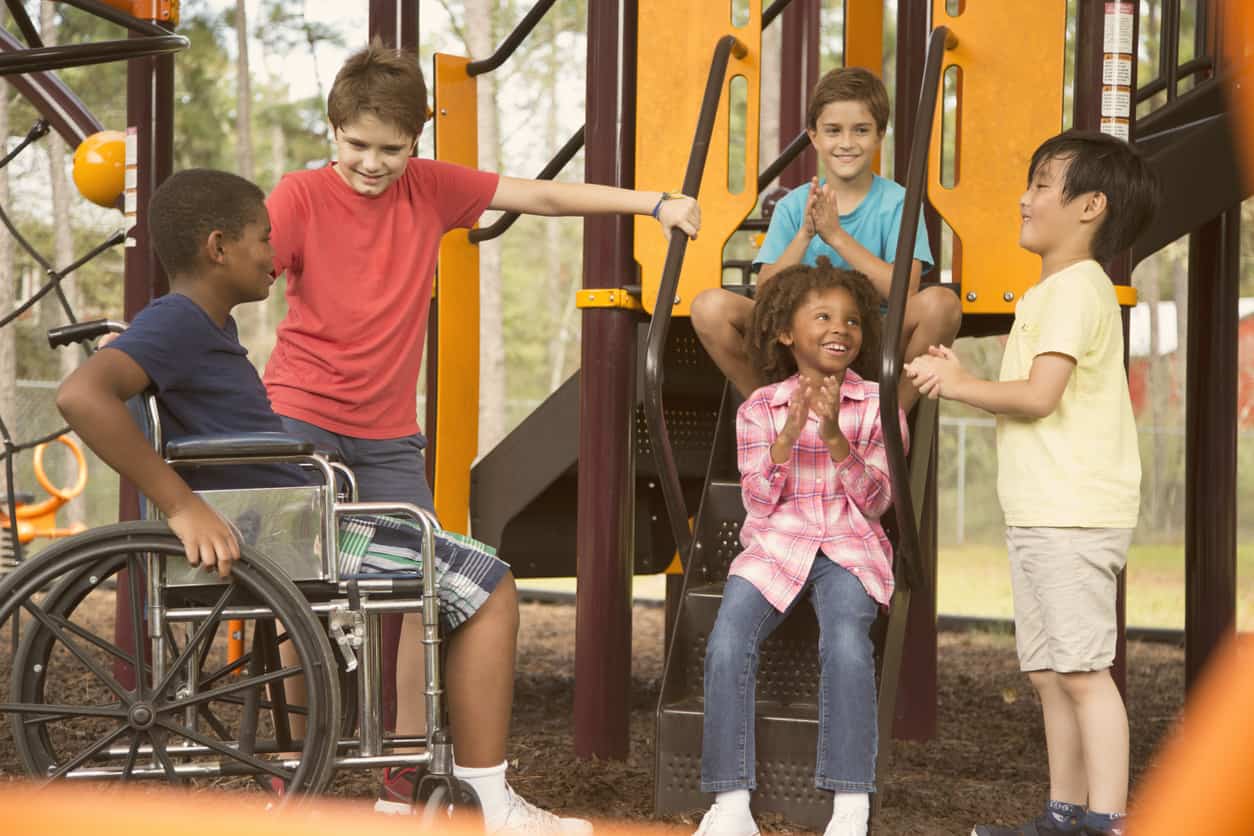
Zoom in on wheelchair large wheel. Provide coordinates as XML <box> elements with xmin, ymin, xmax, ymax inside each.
<box><xmin>0</xmin><ymin>521</ymin><xmax>340</xmax><ymax>801</ymax></box>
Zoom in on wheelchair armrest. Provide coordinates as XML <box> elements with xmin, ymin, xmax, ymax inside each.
<box><xmin>165</xmin><ymin>432</ymin><xmax>316</xmax><ymax>461</ymax></box>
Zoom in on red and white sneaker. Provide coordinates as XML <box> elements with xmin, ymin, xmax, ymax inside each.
<box><xmin>374</xmin><ymin>766</ymin><xmax>419</xmax><ymax>815</ymax></box>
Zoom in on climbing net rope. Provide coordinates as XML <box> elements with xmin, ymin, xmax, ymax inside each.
<box><xmin>0</xmin><ymin>118</ymin><xmax>124</xmax><ymax>570</ymax></box>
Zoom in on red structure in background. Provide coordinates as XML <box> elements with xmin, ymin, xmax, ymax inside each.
<box><xmin>1127</xmin><ymin>303</ymin><xmax>1254</xmax><ymax>428</ymax></box>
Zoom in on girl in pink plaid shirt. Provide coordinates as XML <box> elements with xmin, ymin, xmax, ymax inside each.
<box><xmin>694</xmin><ymin>259</ymin><xmax>902</xmax><ymax>836</ymax></box>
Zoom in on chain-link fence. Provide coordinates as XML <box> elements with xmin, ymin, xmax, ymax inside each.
<box><xmin>937</xmin><ymin>412</ymin><xmax>1254</xmax><ymax>547</ymax></box>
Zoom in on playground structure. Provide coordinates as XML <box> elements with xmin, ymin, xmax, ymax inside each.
<box><xmin>0</xmin><ymin>433</ymin><xmax>88</xmax><ymax>548</ymax></box>
<box><xmin>0</xmin><ymin>0</ymin><xmax>1243</xmax><ymax>826</ymax></box>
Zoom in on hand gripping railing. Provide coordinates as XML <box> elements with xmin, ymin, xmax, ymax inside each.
<box><xmin>643</xmin><ymin>35</ymin><xmax>748</xmax><ymax>563</ymax></box>
<box><xmin>880</xmin><ymin>25</ymin><xmax>954</xmax><ymax>597</ymax></box>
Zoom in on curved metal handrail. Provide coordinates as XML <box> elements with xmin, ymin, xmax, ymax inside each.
<box><xmin>469</xmin><ymin>125</ymin><xmax>585</xmax><ymax>244</ymax></box>
<box><xmin>643</xmin><ymin>34</ymin><xmax>747</xmax><ymax>563</ymax></box>
<box><xmin>466</xmin><ymin>0</ymin><xmax>560</xmax><ymax>77</ymax></box>
<box><xmin>0</xmin><ymin>0</ymin><xmax>187</xmax><ymax>76</ymax></box>
<box><xmin>880</xmin><ymin>25</ymin><xmax>953</xmax><ymax>597</ymax></box>
<box><xmin>757</xmin><ymin>129</ymin><xmax>809</xmax><ymax>193</ymax></box>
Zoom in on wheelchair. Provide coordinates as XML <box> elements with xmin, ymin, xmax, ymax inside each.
<box><xmin>0</xmin><ymin>320</ymin><xmax>478</xmax><ymax>820</ymax></box>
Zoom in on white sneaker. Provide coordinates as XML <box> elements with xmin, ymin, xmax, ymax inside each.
<box><xmin>692</xmin><ymin>802</ymin><xmax>760</xmax><ymax>836</ymax></box>
<box><xmin>822</xmin><ymin>793</ymin><xmax>869</xmax><ymax>836</ymax></box>
<box><xmin>487</xmin><ymin>783</ymin><xmax>593</xmax><ymax>835</ymax></box>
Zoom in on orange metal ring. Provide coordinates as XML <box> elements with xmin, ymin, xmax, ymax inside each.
<box><xmin>33</xmin><ymin>434</ymin><xmax>89</xmax><ymax>502</ymax></box>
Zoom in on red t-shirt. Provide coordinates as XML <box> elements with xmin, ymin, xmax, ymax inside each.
<box><xmin>263</xmin><ymin>159</ymin><xmax>499</xmax><ymax>438</ymax></box>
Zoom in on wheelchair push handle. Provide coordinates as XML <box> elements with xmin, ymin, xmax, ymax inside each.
<box><xmin>47</xmin><ymin>318</ymin><xmax>127</xmax><ymax>349</ymax></box>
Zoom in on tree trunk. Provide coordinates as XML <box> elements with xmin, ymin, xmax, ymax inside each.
<box><xmin>43</xmin><ymin>4</ymin><xmax>85</xmax><ymax>526</ymax></box>
<box><xmin>760</xmin><ymin>15</ymin><xmax>781</xmax><ymax>182</ymax></box>
<box><xmin>234</xmin><ymin>0</ymin><xmax>271</xmax><ymax>369</ymax></box>
<box><xmin>543</xmin><ymin>13</ymin><xmax>570</xmax><ymax>392</ymax></box>
<box><xmin>0</xmin><ymin>13</ymin><xmax>14</xmax><ymax>501</ymax></box>
<box><xmin>1140</xmin><ymin>258</ymin><xmax>1166</xmax><ymax>532</ymax></box>
<box><xmin>464</xmin><ymin>0</ymin><xmax>505</xmax><ymax>453</ymax></box>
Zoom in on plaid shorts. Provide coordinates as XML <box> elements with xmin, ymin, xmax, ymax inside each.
<box><xmin>337</xmin><ymin>514</ymin><xmax>510</xmax><ymax>632</ymax></box>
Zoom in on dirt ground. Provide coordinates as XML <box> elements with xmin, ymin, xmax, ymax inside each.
<box><xmin>0</xmin><ymin>600</ymin><xmax>1187</xmax><ymax>835</ymax></box>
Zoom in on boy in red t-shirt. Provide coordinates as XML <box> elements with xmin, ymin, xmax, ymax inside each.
<box><xmin>263</xmin><ymin>42</ymin><xmax>700</xmax><ymax>829</ymax></box>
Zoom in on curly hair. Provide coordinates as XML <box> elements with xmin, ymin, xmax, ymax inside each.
<box><xmin>746</xmin><ymin>258</ymin><xmax>882</xmax><ymax>384</ymax></box>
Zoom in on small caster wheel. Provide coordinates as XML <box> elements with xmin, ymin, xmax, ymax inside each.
<box><xmin>416</xmin><ymin>774</ymin><xmax>483</xmax><ymax>829</ymax></box>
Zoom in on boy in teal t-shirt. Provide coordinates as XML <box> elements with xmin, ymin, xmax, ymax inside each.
<box><xmin>691</xmin><ymin>67</ymin><xmax>961</xmax><ymax>411</ymax></box>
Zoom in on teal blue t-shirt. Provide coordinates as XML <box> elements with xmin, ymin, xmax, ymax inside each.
<box><xmin>754</xmin><ymin>174</ymin><xmax>934</xmax><ymax>275</ymax></box>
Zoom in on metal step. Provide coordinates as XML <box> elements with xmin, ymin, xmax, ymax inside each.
<box><xmin>656</xmin><ymin>699</ymin><xmax>831</xmax><ymax>831</ymax></box>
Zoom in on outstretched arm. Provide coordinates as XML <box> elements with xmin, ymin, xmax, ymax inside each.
<box><xmin>56</xmin><ymin>350</ymin><xmax>239</xmax><ymax>575</ymax></box>
<box><xmin>907</xmin><ymin>345</ymin><xmax>1075</xmax><ymax>419</ymax></box>
<box><xmin>488</xmin><ymin>176</ymin><xmax>701</xmax><ymax>239</ymax></box>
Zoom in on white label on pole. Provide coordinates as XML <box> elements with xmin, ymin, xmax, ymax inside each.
<box><xmin>1103</xmin><ymin>2</ymin><xmax>1134</xmax><ymax>53</ymax></box>
<box><xmin>1101</xmin><ymin>86</ymin><xmax>1131</xmax><ymax>117</ymax></box>
<box><xmin>125</xmin><ymin>127</ymin><xmax>138</xmax><ymax>166</ymax></box>
<box><xmin>1101</xmin><ymin>117</ymin><xmax>1130</xmax><ymax>141</ymax></box>
<box><xmin>1103</xmin><ymin>54</ymin><xmax>1133</xmax><ymax>86</ymax></box>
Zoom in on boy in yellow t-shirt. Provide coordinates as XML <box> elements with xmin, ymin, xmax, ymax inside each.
<box><xmin>905</xmin><ymin>131</ymin><xmax>1158</xmax><ymax>836</ymax></box>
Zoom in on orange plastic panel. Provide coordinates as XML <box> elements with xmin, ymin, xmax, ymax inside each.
<box><xmin>845</xmin><ymin>0</ymin><xmax>883</xmax><ymax>74</ymax></box>
<box><xmin>432</xmin><ymin>54</ymin><xmax>479</xmax><ymax>535</ymax></box>
<box><xmin>100</xmin><ymin>1</ymin><xmax>179</xmax><ymax>24</ymax></box>
<box><xmin>634</xmin><ymin>1</ymin><xmax>760</xmax><ymax>316</ymax></box>
<box><xmin>846</xmin><ymin>0</ymin><xmax>884</xmax><ymax>174</ymax></box>
<box><xmin>928</xmin><ymin>0</ymin><xmax>1066</xmax><ymax>314</ymax></box>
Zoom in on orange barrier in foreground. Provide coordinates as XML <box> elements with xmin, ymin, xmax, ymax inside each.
<box><xmin>0</xmin><ymin>783</ymin><xmax>688</xmax><ymax>836</ymax></box>
<box><xmin>1126</xmin><ymin>634</ymin><xmax>1254</xmax><ymax>835</ymax></box>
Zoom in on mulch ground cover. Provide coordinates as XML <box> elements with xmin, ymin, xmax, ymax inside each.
<box><xmin>0</xmin><ymin>599</ymin><xmax>1186</xmax><ymax>835</ymax></box>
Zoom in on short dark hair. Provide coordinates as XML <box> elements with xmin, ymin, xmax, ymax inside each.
<box><xmin>747</xmin><ymin>258</ymin><xmax>883</xmax><ymax>384</ymax></box>
<box><xmin>807</xmin><ymin>67</ymin><xmax>890</xmax><ymax>134</ymax></box>
<box><xmin>327</xmin><ymin>39</ymin><xmax>428</xmax><ymax>138</ymax></box>
<box><xmin>148</xmin><ymin>169</ymin><xmax>266</xmax><ymax>278</ymax></box>
<box><xmin>1028</xmin><ymin>130</ymin><xmax>1159</xmax><ymax>262</ymax></box>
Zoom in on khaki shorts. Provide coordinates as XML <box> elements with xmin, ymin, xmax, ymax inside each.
<box><xmin>1006</xmin><ymin>526</ymin><xmax>1133</xmax><ymax>673</ymax></box>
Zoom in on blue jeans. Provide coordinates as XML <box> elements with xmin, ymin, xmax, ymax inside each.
<box><xmin>701</xmin><ymin>559</ymin><xmax>879</xmax><ymax>793</ymax></box>
<box><xmin>278</xmin><ymin>416</ymin><xmax>435</xmax><ymax>513</ymax></box>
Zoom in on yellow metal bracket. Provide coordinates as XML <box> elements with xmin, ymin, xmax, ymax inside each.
<box><xmin>575</xmin><ymin>288</ymin><xmax>644</xmax><ymax>312</ymax></box>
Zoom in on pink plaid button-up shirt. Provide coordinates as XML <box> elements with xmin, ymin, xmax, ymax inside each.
<box><xmin>729</xmin><ymin>370</ymin><xmax>906</xmax><ymax>610</ymax></box>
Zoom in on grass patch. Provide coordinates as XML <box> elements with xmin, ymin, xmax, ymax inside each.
<box><xmin>939</xmin><ymin>541</ymin><xmax>1254</xmax><ymax>630</ymax></box>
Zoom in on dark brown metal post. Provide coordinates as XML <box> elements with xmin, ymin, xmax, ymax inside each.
<box><xmin>887</xmin><ymin>0</ymin><xmax>936</xmax><ymax>741</ymax></box>
<box><xmin>369</xmin><ymin>0</ymin><xmax>419</xmax><ymax>733</ymax></box>
<box><xmin>1074</xmin><ymin>0</ymin><xmax>1138</xmax><ymax>696</ymax></box>
<box><xmin>779</xmin><ymin>0</ymin><xmax>819</xmax><ymax>188</ymax></box>
<box><xmin>573</xmin><ymin>0</ymin><xmax>637</xmax><ymax>760</ymax></box>
<box><xmin>116</xmin><ymin>31</ymin><xmax>174</xmax><ymax>688</ymax></box>
<box><xmin>1184</xmin><ymin>207</ymin><xmax>1239</xmax><ymax>688</ymax></box>
<box><xmin>368</xmin><ymin>0</ymin><xmax>418</xmax><ymax>49</ymax></box>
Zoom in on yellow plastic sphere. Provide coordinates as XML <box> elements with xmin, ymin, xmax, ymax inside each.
<box><xmin>72</xmin><ymin>130</ymin><xmax>126</xmax><ymax>208</ymax></box>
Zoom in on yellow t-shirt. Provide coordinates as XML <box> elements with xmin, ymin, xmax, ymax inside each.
<box><xmin>996</xmin><ymin>259</ymin><xmax>1141</xmax><ymax>528</ymax></box>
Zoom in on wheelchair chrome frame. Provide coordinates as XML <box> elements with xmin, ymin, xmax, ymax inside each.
<box><xmin>138</xmin><ymin>393</ymin><xmax>450</xmax><ymax>777</ymax></box>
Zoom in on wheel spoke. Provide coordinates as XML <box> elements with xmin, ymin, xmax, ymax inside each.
<box><xmin>49</xmin><ymin>614</ymin><xmax>141</xmax><ymax>672</ymax></box>
<box><xmin>199</xmin><ymin>652</ymin><xmax>251</xmax><ymax>688</ymax></box>
<box><xmin>46</xmin><ymin>722</ymin><xmax>132</xmax><ymax>780</ymax></box>
<box><xmin>196</xmin><ymin>703</ymin><xmax>233</xmax><ymax>741</ymax></box>
<box><xmin>195</xmin><ymin>693</ymin><xmax>311</xmax><ymax>717</ymax></box>
<box><xmin>153</xmin><ymin>585</ymin><xmax>233</xmax><ymax>700</ymax></box>
<box><xmin>0</xmin><ymin>702</ymin><xmax>127</xmax><ymax>722</ymax></box>
<box><xmin>163</xmin><ymin>665</ymin><xmax>304</xmax><ymax>712</ymax></box>
<box><xmin>119</xmin><ymin>734</ymin><xmax>142</xmax><ymax>783</ymax></box>
<box><xmin>126</xmin><ymin>556</ymin><xmax>148</xmax><ymax>699</ymax></box>
<box><xmin>155</xmin><ymin>716</ymin><xmax>293</xmax><ymax>781</ymax></box>
<box><xmin>148</xmin><ymin>729</ymin><xmax>183</xmax><ymax>785</ymax></box>
<box><xmin>21</xmin><ymin>598</ymin><xmax>133</xmax><ymax>704</ymax></box>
